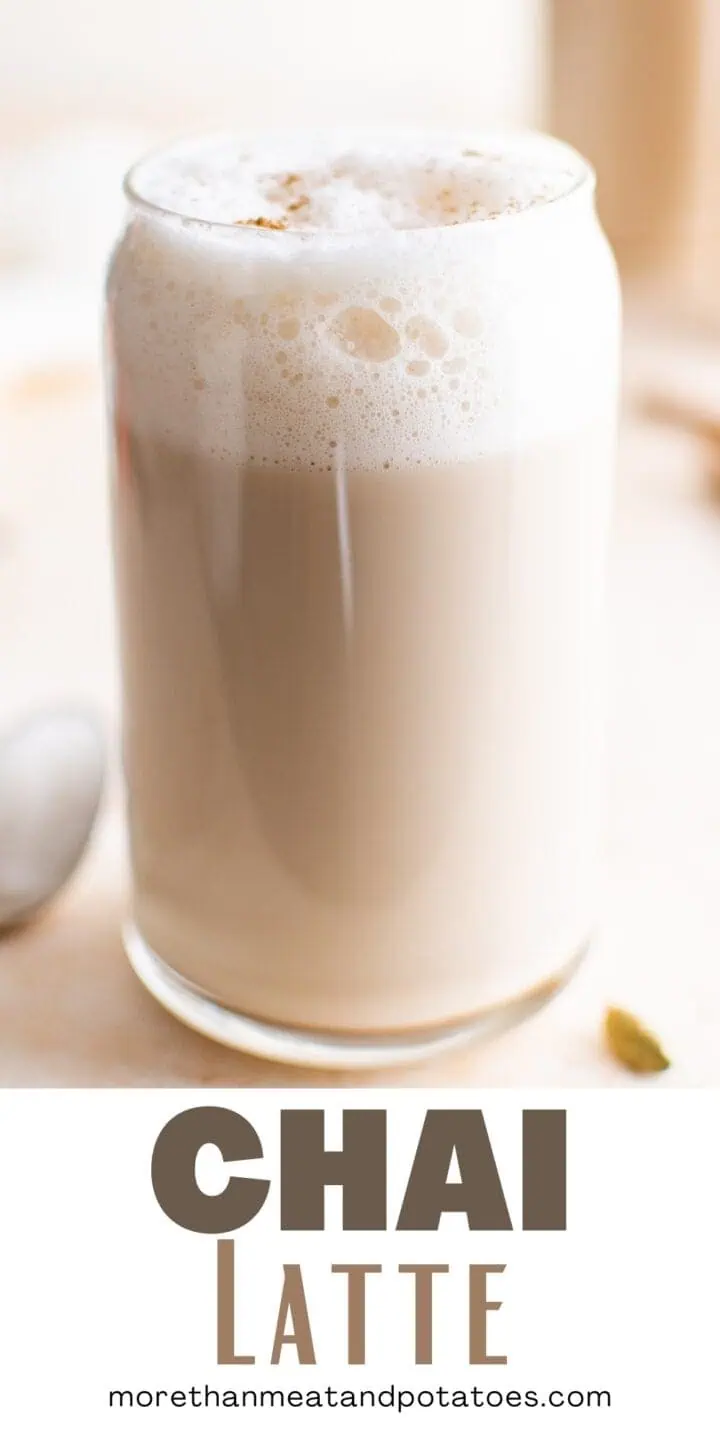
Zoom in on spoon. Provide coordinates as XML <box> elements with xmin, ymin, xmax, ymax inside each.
<box><xmin>0</xmin><ymin>707</ymin><xmax>105</xmax><ymax>932</ymax></box>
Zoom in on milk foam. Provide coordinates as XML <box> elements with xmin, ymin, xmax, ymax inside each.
<box><xmin>109</xmin><ymin>132</ymin><xmax>619</xmax><ymax>469</ymax></box>
<box><xmin>124</xmin><ymin>132</ymin><xmax>580</xmax><ymax>231</ymax></box>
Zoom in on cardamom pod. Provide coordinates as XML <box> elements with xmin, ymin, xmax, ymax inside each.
<box><xmin>603</xmin><ymin>1006</ymin><xmax>671</xmax><ymax>1075</ymax></box>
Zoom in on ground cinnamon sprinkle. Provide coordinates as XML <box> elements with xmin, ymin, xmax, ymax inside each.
<box><xmin>287</xmin><ymin>196</ymin><xmax>310</xmax><ymax>213</ymax></box>
<box><xmin>233</xmin><ymin>217</ymin><xmax>288</xmax><ymax>230</ymax></box>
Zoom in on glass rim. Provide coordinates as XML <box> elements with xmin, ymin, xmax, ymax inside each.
<box><xmin>123</xmin><ymin>127</ymin><xmax>596</xmax><ymax>242</ymax></box>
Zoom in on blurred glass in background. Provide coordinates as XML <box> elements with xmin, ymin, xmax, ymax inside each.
<box><xmin>552</xmin><ymin>0</ymin><xmax>720</xmax><ymax>328</ymax></box>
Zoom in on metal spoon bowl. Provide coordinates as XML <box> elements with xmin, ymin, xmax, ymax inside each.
<box><xmin>0</xmin><ymin>707</ymin><xmax>105</xmax><ymax>932</ymax></box>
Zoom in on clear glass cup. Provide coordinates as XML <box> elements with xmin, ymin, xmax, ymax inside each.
<box><xmin>105</xmin><ymin>131</ymin><xmax>620</xmax><ymax>1068</ymax></box>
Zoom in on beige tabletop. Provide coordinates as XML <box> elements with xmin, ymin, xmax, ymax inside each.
<box><xmin>1</xmin><ymin>296</ymin><xmax>719</xmax><ymax>1088</ymax></box>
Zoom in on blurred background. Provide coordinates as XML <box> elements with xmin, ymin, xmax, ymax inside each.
<box><xmin>1</xmin><ymin>0</ymin><xmax>720</xmax><ymax>1084</ymax></box>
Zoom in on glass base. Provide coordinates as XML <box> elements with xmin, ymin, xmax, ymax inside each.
<box><xmin>124</xmin><ymin>924</ymin><xmax>588</xmax><ymax>1070</ymax></box>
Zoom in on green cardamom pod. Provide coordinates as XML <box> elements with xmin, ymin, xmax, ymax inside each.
<box><xmin>603</xmin><ymin>1006</ymin><xmax>671</xmax><ymax>1075</ymax></box>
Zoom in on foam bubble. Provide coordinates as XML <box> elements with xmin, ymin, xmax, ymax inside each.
<box><xmin>108</xmin><ymin>131</ymin><xmax>619</xmax><ymax>470</ymax></box>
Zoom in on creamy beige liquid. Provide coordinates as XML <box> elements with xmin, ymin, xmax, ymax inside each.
<box><xmin>114</xmin><ymin>424</ymin><xmax>611</xmax><ymax>1032</ymax></box>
